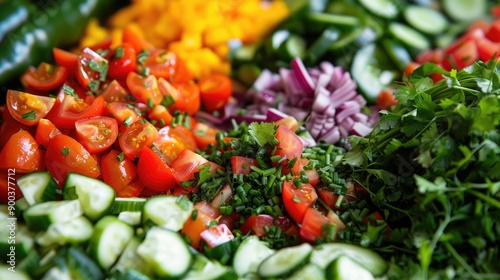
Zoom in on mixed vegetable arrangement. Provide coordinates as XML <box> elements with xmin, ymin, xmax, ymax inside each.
<box><xmin>1</xmin><ymin>0</ymin><xmax>500</xmax><ymax>279</ymax></box>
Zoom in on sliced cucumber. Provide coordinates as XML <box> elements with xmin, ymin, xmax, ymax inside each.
<box><xmin>23</xmin><ymin>200</ymin><xmax>82</xmax><ymax>231</ymax></box>
<box><xmin>184</xmin><ymin>254</ymin><xmax>236</xmax><ymax>280</ymax></box>
<box><xmin>257</xmin><ymin>243</ymin><xmax>313</xmax><ymax>278</ymax></box>
<box><xmin>442</xmin><ymin>0</ymin><xmax>487</xmax><ymax>22</ymax></box>
<box><xmin>41</xmin><ymin>266</ymin><xmax>72</xmax><ymax>280</ymax></box>
<box><xmin>382</xmin><ymin>39</ymin><xmax>413</xmax><ymax>71</ymax></box>
<box><xmin>36</xmin><ymin>216</ymin><xmax>93</xmax><ymax>247</ymax></box>
<box><xmin>388</xmin><ymin>22</ymin><xmax>430</xmax><ymax>51</ymax></box>
<box><xmin>304</xmin><ymin>27</ymin><xmax>340</xmax><ymax>64</ymax></box>
<box><xmin>358</xmin><ymin>0</ymin><xmax>400</xmax><ymax>19</ymax></box>
<box><xmin>137</xmin><ymin>227</ymin><xmax>193</xmax><ymax>278</ymax></box>
<box><xmin>0</xmin><ymin>264</ymin><xmax>32</xmax><ymax>280</ymax></box>
<box><xmin>18</xmin><ymin>250</ymin><xmax>40</xmax><ymax>274</ymax></box>
<box><xmin>279</xmin><ymin>34</ymin><xmax>307</xmax><ymax>60</ymax></box>
<box><xmin>287</xmin><ymin>263</ymin><xmax>326</xmax><ymax>280</ymax></box>
<box><xmin>233</xmin><ymin>236</ymin><xmax>275</xmax><ymax>278</ymax></box>
<box><xmin>142</xmin><ymin>195</ymin><xmax>193</xmax><ymax>231</ymax></box>
<box><xmin>112</xmin><ymin>237</ymin><xmax>154</xmax><ymax>276</ymax></box>
<box><xmin>325</xmin><ymin>255</ymin><xmax>374</xmax><ymax>280</ymax></box>
<box><xmin>15</xmin><ymin>197</ymin><xmax>30</xmax><ymax>220</ymax></box>
<box><xmin>109</xmin><ymin>269</ymin><xmax>152</xmax><ymax>280</ymax></box>
<box><xmin>310</xmin><ymin>243</ymin><xmax>388</xmax><ymax>276</ymax></box>
<box><xmin>118</xmin><ymin>211</ymin><xmax>142</xmax><ymax>226</ymax></box>
<box><xmin>0</xmin><ymin>222</ymin><xmax>34</xmax><ymax>262</ymax></box>
<box><xmin>109</xmin><ymin>197</ymin><xmax>147</xmax><ymax>214</ymax></box>
<box><xmin>63</xmin><ymin>172</ymin><xmax>115</xmax><ymax>221</ymax></box>
<box><xmin>17</xmin><ymin>171</ymin><xmax>59</xmax><ymax>205</ymax></box>
<box><xmin>66</xmin><ymin>246</ymin><xmax>104</xmax><ymax>280</ymax></box>
<box><xmin>89</xmin><ymin>216</ymin><xmax>134</xmax><ymax>270</ymax></box>
<box><xmin>403</xmin><ymin>5</ymin><xmax>448</xmax><ymax>35</ymax></box>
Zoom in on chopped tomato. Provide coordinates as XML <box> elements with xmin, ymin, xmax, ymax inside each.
<box><xmin>137</xmin><ymin>146</ymin><xmax>176</xmax><ymax>192</ymax></box>
<box><xmin>75</xmin><ymin>116</ymin><xmax>118</xmax><ymax>153</ymax></box>
<box><xmin>195</xmin><ymin>200</ymin><xmax>221</xmax><ymax>219</ymax></box>
<box><xmin>210</xmin><ymin>184</ymin><xmax>233</xmax><ymax>208</ymax></box>
<box><xmin>126</xmin><ymin>72</ymin><xmax>163</xmax><ymax>106</ymax></box>
<box><xmin>118</xmin><ymin>120</ymin><xmax>159</xmax><ymax>160</ymax></box>
<box><xmin>6</xmin><ymin>90</ymin><xmax>56</xmax><ymax>126</ymax></box>
<box><xmin>192</xmin><ymin>122</ymin><xmax>219</xmax><ymax>149</ymax></box>
<box><xmin>198</xmin><ymin>74</ymin><xmax>232</xmax><ymax>112</ymax></box>
<box><xmin>292</xmin><ymin>158</ymin><xmax>319</xmax><ymax>186</ymax></box>
<box><xmin>45</xmin><ymin>134</ymin><xmax>100</xmax><ymax>184</ymax></box>
<box><xmin>476</xmin><ymin>38</ymin><xmax>500</xmax><ymax>62</ymax></box>
<box><xmin>403</xmin><ymin>62</ymin><xmax>420</xmax><ymax>79</ymax></box>
<box><xmin>101</xmin><ymin>80</ymin><xmax>130</xmax><ymax>103</ymax></box>
<box><xmin>200</xmin><ymin>224</ymin><xmax>235</xmax><ymax>248</ymax></box>
<box><xmin>46</xmin><ymin>89</ymin><xmax>105</xmax><ymax>129</ymax></box>
<box><xmin>117</xmin><ymin>177</ymin><xmax>145</xmax><ymax>198</ymax></box>
<box><xmin>104</xmin><ymin>102</ymin><xmax>141</xmax><ymax>127</ymax></box>
<box><xmin>416</xmin><ymin>49</ymin><xmax>444</xmax><ymax>65</ymax></box>
<box><xmin>486</xmin><ymin>19</ymin><xmax>500</xmax><ymax>43</ymax></box>
<box><xmin>274</xmin><ymin>125</ymin><xmax>303</xmax><ymax>166</ymax></box>
<box><xmin>0</xmin><ymin>107</ymin><xmax>35</xmax><ymax>151</ymax></box>
<box><xmin>21</xmin><ymin>62</ymin><xmax>67</xmax><ymax>92</ymax></box>
<box><xmin>240</xmin><ymin>215</ymin><xmax>295</xmax><ymax>237</ymax></box>
<box><xmin>0</xmin><ymin>130</ymin><xmax>44</xmax><ymax>173</ymax></box>
<box><xmin>108</xmin><ymin>45</ymin><xmax>137</xmax><ymax>81</ymax></box>
<box><xmin>448</xmin><ymin>39</ymin><xmax>479</xmax><ymax>70</ymax></box>
<box><xmin>148</xmin><ymin>105</ymin><xmax>173</xmax><ymax>127</ymax></box>
<box><xmin>122</xmin><ymin>25</ymin><xmax>154</xmax><ymax>54</ymax></box>
<box><xmin>101</xmin><ymin>150</ymin><xmax>137</xmax><ymax>192</ymax></box>
<box><xmin>171</xmin><ymin>149</ymin><xmax>209</xmax><ymax>187</ymax></box>
<box><xmin>231</xmin><ymin>156</ymin><xmax>258</xmax><ymax>175</ymax></box>
<box><xmin>172</xmin><ymin>57</ymin><xmax>193</xmax><ymax>83</ymax></box>
<box><xmin>181</xmin><ymin>209</ymin><xmax>213</xmax><ymax>249</ymax></box>
<box><xmin>444</xmin><ymin>28</ymin><xmax>484</xmax><ymax>55</ymax></box>
<box><xmin>300</xmin><ymin>207</ymin><xmax>333</xmax><ymax>243</ymax></box>
<box><xmin>316</xmin><ymin>188</ymin><xmax>340</xmax><ymax>210</ymax></box>
<box><xmin>153</xmin><ymin>125</ymin><xmax>197</xmax><ymax>164</ymax></box>
<box><xmin>53</xmin><ymin>48</ymin><xmax>78</xmax><ymax>74</ymax></box>
<box><xmin>35</xmin><ymin>118</ymin><xmax>61</xmax><ymax>149</ymax></box>
<box><xmin>376</xmin><ymin>88</ymin><xmax>398</xmax><ymax>110</ymax></box>
<box><xmin>282</xmin><ymin>181</ymin><xmax>317</xmax><ymax>224</ymax></box>
<box><xmin>159</xmin><ymin>78</ymin><xmax>200</xmax><ymax>115</ymax></box>
<box><xmin>326</xmin><ymin>210</ymin><xmax>346</xmax><ymax>231</ymax></box>
<box><xmin>76</xmin><ymin>47</ymin><xmax>109</xmax><ymax>89</ymax></box>
<box><xmin>274</xmin><ymin>116</ymin><xmax>299</xmax><ymax>132</ymax></box>
<box><xmin>142</xmin><ymin>50</ymin><xmax>178</xmax><ymax>80</ymax></box>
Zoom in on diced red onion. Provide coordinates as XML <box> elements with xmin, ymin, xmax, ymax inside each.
<box><xmin>319</xmin><ymin>126</ymin><xmax>340</xmax><ymax>143</ymax></box>
<box><xmin>290</xmin><ymin>57</ymin><xmax>315</xmax><ymax>95</ymax></box>
<box><xmin>320</xmin><ymin>61</ymin><xmax>335</xmax><ymax>75</ymax></box>
<box><xmin>266</xmin><ymin>108</ymin><xmax>289</xmax><ymax>122</ymax></box>
<box><xmin>336</xmin><ymin>101</ymin><xmax>361</xmax><ymax>123</ymax></box>
<box><xmin>251</xmin><ymin>69</ymin><xmax>274</xmax><ymax>92</ymax></box>
<box><xmin>312</xmin><ymin>87</ymin><xmax>331</xmax><ymax>113</ymax></box>
<box><xmin>339</xmin><ymin>116</ymin><xmax>355</xmax><ymax>132</ymax></box>
<box><xmin>352</xmin><ymin>122</ymin><xmax>372</xmax><ymax>137</ymax></box>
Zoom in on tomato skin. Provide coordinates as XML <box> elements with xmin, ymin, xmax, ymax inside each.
<box><xmin>53</xmin><ymin>48</ymin><xmax>79</xmax><ymax>74</ymax></box>
<box><xmin>282</xmin><ymin>181</ymin><xmax>318</xmax><ymax>224</ymax></box>
<box><xmin>7</xmin><ymin>90</ymin><xmax>56</xmax><ymax>126</ymax></box>
<box><xmin>448</xmin><ymin>39</ymin><xmax>479</xmax><ymax>70</ymax></box>
<box><xmin>36</xmin><ymin>118</ymin><xmax>61</xmax><ymax>149</ymax></box>
<box><xmin>143</xmin><ymin>50</ymin><xmax>178</xmax><ymax>80</ymax></box>
<box><xmin>376</xmin><ymin>88</ymin><xmax>398</xmax><ymax>110</ymax></box>
<box><xmin>171</xmin><ymin>149</ymin><xmax>209</xmax><ymax>187</ymax></box>
<box><xmin>195</xmin><ymin>200</ymin><xmax>221</xmax><ymax>219</ymax></box>
<box><xmin>119</xmin><ymin>120</ymin><xmax>159</xmax><ymax>160</ymax></box>
<box><xmin>486</xmin><ymin>19</ymin><xmax>500</xmax><ymax>43</ymax></box>
<box><xmin>159</xmin><ymin>78</ymin><xmax>200</xmax><ymax>115</ymax></box>
<box><xmin>108</xmin><ymin>45</ymin><xmax>137</xmax><ymax>81</ymax></box>
<box><xmin>200</xmin><ymin>224</ymin><xmax>235</xmax><ymax>248</ymax></box>
<box><xmin>148</xmin><ymin>105</ymin><xmax>173</xmax><ymax>128</ymax></box>
<box><xmin>198</xmin><ymin>74</ymin><xmax>232</xmax><ymax>112</ymax></box>
<box><xmin>240</xmin><ymin>214</ymin><xmax>274</xmax><ymax>237</ymax></box>
<box><xmin>77</xmin><ymin>47</ymin><xmax>109</xmax><ymax>89</ymax></box>
<box><xmin>45</xmin><ymin>134</ymin><xmax>100</xmax><ymax>184</ymax></box>
<box><xmin>75</xmin><ymin>116</ymin><xmax>118</xmax><ymax>153</ymax></box>
<box><xmin>192</xmin><ymin>122</ymin><xmax>219</xmax><ymax>149</ymax></box>
<box><xmin>181</xmin><ymin>209</ymin><xmax>213</xmax><ymax>249</ymax></box>
<box><xmin>116</xmin><ymin>177</ymin><xmax>145</xmax><ymax>198</ymax></box>
<box><xmin>476</xmin><ymin>38</ymin><xmax>500</xmax><ymax>62</ymax></box>
<box><xmin>300</xmin><ymin>208</ymin><xmax>332</xmax><ymax>243</ymax></box>
<box><xmin>21</xmin><ymin>62</ymin><xmax>68</xmax><ymax>92</ymax></box>
<box><xmin>104</xmin><ymin>102</ymin><xmax>141</xmax><ymax>127</ymax></box>
<box><xmin>218</xmin><ymin>212</ymin><xmax>241</xmax><ymax>231</ymax></box>
<box><xmin>275</xmin><ymin>125</ymin><xmax>303</xmax><ymax>167</ymax></box>
<box><xmin>136</xmin><ymin>146</ymin><xmax>176</xmax><ymax>192</ymax></box>
<box><xmin>0</xmin><ymin>107</ymin><xmax>35</xmax><ymax>151</ymax></box>
<box><xmin>231</xmin><ymin>156</ymin><xmax>258</xmax><ymax>175</ymax></box>
<box><xmin>126</xmin><ymin>72</ymin><xmax>163</xmax><ymax>106</ymax></box>
<box><xmin>0</xmin><ymin>130</ymin><xmax>44</xmax><ymax>173</ymax></box>
<box><xmin>153</xmin><ymin>125</ymin><xmax>197</xmax><ymax>165</ymax></box>
<box><xmin>46</xmin><ymin>89</ymin><xmax>105</xmax><ymax>129</ymax></box>
<box><xmin>101</xmin><ymin>150</ymin><xmax>137</xmax><ymax>192</ymax></box>
<box><xmin>122</xmin><ymin>25</ymin><xmax>154</xmax><ymax>54</ymax></box>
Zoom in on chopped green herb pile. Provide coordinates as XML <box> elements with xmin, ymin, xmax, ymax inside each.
<box><xmin>343</xmin><ymin>61</ymin><xmax>500</xmax><ymax>278</ymax></box>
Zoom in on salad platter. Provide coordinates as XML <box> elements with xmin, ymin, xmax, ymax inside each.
<box><xmin>0</xmin><ymin>0</ymin><xmax>499</xmax><ymax>279</ymax></box>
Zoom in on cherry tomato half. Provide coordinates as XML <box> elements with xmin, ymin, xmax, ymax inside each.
<box><xmin>6</xmin><ymin>90</ymin><xmax>56</xmax><ymax>126</ymax></box>
<box><xmin>75</xmin><ymin>116</ymin><xmax>119</xmax><ymax>153</ymax></box>
<box><xmin>0</xmin><ymin>130</ymin><xmax>44</xmax><ymax>173</ymax></box>
<box><xmin>21</xmin><ymin>62</ymin><xmax>68</xmax><ymax>92</ymax></box>
<box><xmin>119</xmin><ymin>120</ymin><xmax>159</xmax><ymax>160</ymax></box>
<box><xmin>282</xmin><ymin>181</ymin><xmax>318</xmax><ymax>224</ymax></box>
<box><xmin>198</xmin><ymin>74</ymin><xmax>232</xmax><ymax>112</ymax></box>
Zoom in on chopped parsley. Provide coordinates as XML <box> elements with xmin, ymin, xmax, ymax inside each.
<box><xmin>61</xmin><ymin>147</ymin><xmax>70</xmax><ymax>156</ymax></box>
<box><xmin>21</xmin><ymin>110</ymin><xmax>36</xmax><ymax>120</ymax></box>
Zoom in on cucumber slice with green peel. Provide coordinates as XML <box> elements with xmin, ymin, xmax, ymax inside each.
<box><xmin>109</xmin><ymin>197</ymin><xmax>147</xmax><ymax>214</ymax></box>
<box><xmin>287</xmin><ymin>263</ymin><xmax>325</xmax><ymax>280</ymax></box>
<box><xmin>184</xmin><ymin>254</ymin><xmax>237</xmax><ymax>280</ymax></box>
<box><xmin>443</xmin><ymin>0</ymin><xmax>487</xmax><ymax>22</ymax></box>
<box><xmin>112</xmin><ymin>237</ymin><xmax>154</xmax><ymax>276</ymax></box>
<box><xmin>18</xmin><ymin>250</ymin><xmax>40</xmax><ymax>273</ymax></box>
<box><xmin>358</xmin><ymin>0</ymin><xmax>401</xmax><ymax>19</ymax></box>
<box><xmin>118</xmin><ymin>211</ymin><xmax>142</xmax><ymax>226</ymax></box>
<box><xmin>142</xmin><ymin>195</ymin><xmax>193</xmax><ymax>231</ymax></box>
<box><xmin>41</xmin><ymin>266</ymin><xmax>72</xmax><ymax>280</ymax></box>
<box><xmin>89</xmin><ymin>216</ymin><xmax>134</xmax><ymax>270</ymax></box>
<box><xmin>382</xmin><ymin>39</ymin><xmax>413</xmax><ymax>71</ymax></box>
<box><xmin>279</xmin><ymin>34</ymin><xmax>307</xmax><ymax>60</ymax></box>
<box><xmin>109</xmin><ymin>269</ymin><xmax>153</xmax><ymax>280</ymax></box>
<box><xmin>304</xmin><ymin>27</ymin><xmax>340</xmax><ymax>64</ymax></box>
<box><xmin>15</xmin><ymin>197</ymin><xmax>30</xmax><ymax>220</ymax></box>
<box><xmin>403</xmin><ymin>5</ymin><xmax>448</xmax><ymax>35</ymax></box>
<box><xmin>257</xmin><ymin>243</ymin><xmax>313</xmax><ymax>278</ymax></box>
<box><xmin>0</xmin><ymin>226</ymin><xmax>34</xmax><ymax>262</ymax></box>
<box><xmin>310</xmin><ymin>243</ymin><xmax>388</xmax><ymax>276</ymax></box>
<box><xmin>66</xmin><ymin>246</ymin><xmax>104</xmax><ymax>280</ymax></box>
<box><xmin>233</xmin><ymin>236</ymin><xmax>275</xmax><ymax>278</ymax></box>
<box><xmin>137</xmin><ymin>227</ymin><xmax>193</xmax><ymax>279</ymax></box>
<box><xmin>325</xmin><ymin>255</ymin><xmax>374</xmax><ymax>280</ymax></box>
<box><xmin>63</xmin><ymin>172</ymin><xmax>115</xmax><ymax>221</ymax></box>
<box><xmin>17</xmin><ymin>171</ymin><xmax>59</xmax><ymax>205</ymax></box>
<box><xmin>307</xmin><ymin>12</ymin><xmax>360</xmax><ymax>27</ymax></box>
<box><xmin>388</xmin><ymin>22</ymin><xmax>430</xmax><ymax>51</ymax></box>
<box><xmin>35</xmin><ymin>216</ymin><xmax>93</xmax><ymax>246</ymax></box>
<box><xmin>23</xmin><ymin>200</ymin><xmax>83</xmax><ymax>231</ymax></box>
<box><xmin>0</xmin><ymin>264</ymin><xmax>32</xmax><ymax>280</ymax></box>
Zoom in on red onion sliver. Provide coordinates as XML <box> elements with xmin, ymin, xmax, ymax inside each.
<box><xmin>352</xmin><ymin>122</ymin><xmax>373</xmax><ymax>137</ymax></box>
<box><xmin>290</xmin><ymin>57</ymin><xmax>315</xmax><ymax>95</ymax></box>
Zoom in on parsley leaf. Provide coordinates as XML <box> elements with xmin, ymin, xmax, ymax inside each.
<box><xmin>248</xmin><ymin>122</ymin><xmax>276</xmax><ymax>147</ymax></box>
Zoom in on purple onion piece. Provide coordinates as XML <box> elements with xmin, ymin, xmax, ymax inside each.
<box><xmin>336</xmin><ymin>101</ymin><xmax>361</xmax><ymax>123</ymax></box>
<box><xmin>266</xmin><ymin>108</ymin><xmax>289</xmax><ymax>122</ymax></box>
<box><xmin>352</xmin><ymin>122</ymin><xmax>373</xmax><ymax>137</ymax></box>
<box><xmin>319</xmin><ymin>126</ymin><xmax>340</xmax><ymax>144</ymax></box>
<box><xmin>312</xmin><ymin>87</ymin><xmax>331</xmax><ymax>113</ymax></box>
<box><xmin>339</xmin><ymin>116</ymin><xmax>355</xmax><ymax>132</ymax></box>
<box><xmin>251</xmin><ymin>69</ymin><xmax>275</xmax><ymax>92</ymax></box>
<box><xmin>320</xmin><ymin>61</ymin><xmax>335</xmax><ymax>75</ymax></box>
<box><xmin>290</xmin><ymin>57</ymin><xmax>315</xmax><ymax>95</ymax></box>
